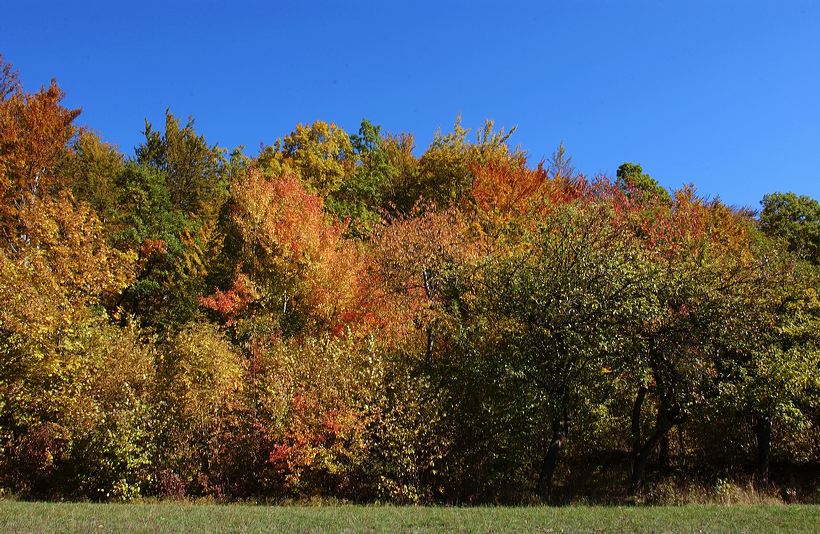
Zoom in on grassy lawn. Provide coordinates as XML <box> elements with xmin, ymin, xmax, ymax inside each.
<box><xmin>0</xmin><ymin>501</ymin><xmax>818</xmax><ymax>533</ymax></box>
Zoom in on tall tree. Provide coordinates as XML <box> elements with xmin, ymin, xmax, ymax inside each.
<box><xmin>488</xmin><ymin>198</ymin><xmax>650</xmax><ymax>499</ymax></box>
<box><xmin>136</xmin><ymin>111</ymin><xmax>229</xmax><ymax>216</ymax></box>
<box><xmin>0</xmin><ymin>59</ymin><xmax>80</xmax><ymax>243</ymax></box>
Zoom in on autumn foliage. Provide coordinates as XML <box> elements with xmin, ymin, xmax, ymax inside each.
<box><xmin>0</xmin><ymin>57</ymin><xmax>818</xmax><ymax>504</ymax></box>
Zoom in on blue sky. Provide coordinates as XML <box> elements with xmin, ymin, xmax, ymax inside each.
<box><xmin>2</xmin><ymin>0</ymin><xmax>818</xmax><ymax>208</ymax></box>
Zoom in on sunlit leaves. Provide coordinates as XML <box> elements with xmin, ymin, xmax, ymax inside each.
<box><xmin>210</xmin><ymin>168</ymin><xmax>362</xmax><ymax>336</ymax></box>
<box><xmin>1</xmin><ymin>52</ymin><xmax>819</xmax><ymax>502</ymax></box>
<box><xmin>760</xmin><ymin>192</ymin><xmax>820</xmax><ymax>265</ymax></box>
<box><xmin>0</xmin><ymin>75</ymin><xmax>79</xmax><ymax>214</ymax></box>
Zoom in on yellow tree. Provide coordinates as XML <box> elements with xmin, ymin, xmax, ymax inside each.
<box><xmin>258</xmin><ymin>121</ymin><xmax>355</xmax><ymax>198</ymax></box>
<box><xmin>0</xmin><ymin>58</ymin><xmax>135</xmax><ymax>454</ymax></box>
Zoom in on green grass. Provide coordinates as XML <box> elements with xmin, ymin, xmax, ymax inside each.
<box><xmin>0</xmin><ymin>501</ymin><xmax>817</xmax><ymax>533</ymax></box>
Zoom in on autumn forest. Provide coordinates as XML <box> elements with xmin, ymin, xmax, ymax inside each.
<box><xmin>1</xmin><ymin>56</ymin><xmax>818</xmax><ymax>504</ymax></box>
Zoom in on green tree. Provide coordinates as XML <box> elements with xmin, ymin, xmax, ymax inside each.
<box><xmin>60</xmin><ymin>130</ymin><xmax>125</xmax><ymax>225</ymax></box>
<box><xmin>622</xmin><ymin>191</ymin><xmax>770</xmax><ymax>494</ymax></box>
<box><xmin>714</xmin><ymin>239</ymin><xmax>820</xmax><ymax>484</ymax></box>
<box><xmin>487</xmin><ymin>201</ymin><xmax>651</xmax><ymax>499</ymax></box>
<box><xmin>136</xmin><ymin>110</ymin><xmax>229</xmax><ymax>217</ymax></box>
<box><xmin>759</xmin><ymin>192</ymin><xmax>820</xmax><ymax>265</ymax></box>
<box><xmin>106</xmin><ymin>111</ymin><xmax>233</xmax><ymax>330</ymax></box>
<box><xmin>616</xmin><ymin>162</ymin><xmax>671</xmax><ymax>203</ymax></box>
<box><xmin>327</xmin><ymin>119</ymin><xmax>397</xmax><ymax>236</ymax></box>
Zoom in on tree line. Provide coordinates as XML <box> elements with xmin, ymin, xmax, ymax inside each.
<box><xmin>0</xmin><ymin>56</ymin><xmax>818</xmax><ymax>503</ymax></box>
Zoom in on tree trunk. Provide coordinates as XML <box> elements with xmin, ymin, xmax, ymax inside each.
<box><xmin>678</xmin><ymin>427</ymin><xmax>686</xmax><ymax>468</ymax></box>
<box><xmin>629</xmin><ymin>421</ymin><xmax>671</xmax><ymax>495</ymax></box>
<box><xmin>537</xmin><ymin>416</ymin><xmax>566</xmax><ymax>501</ymax></box>
<box><xmin>631</xmin><ymin>386</ymin><xmax>648</xmax><ymax>454</ymax></box>
<box><xmin>658</xmin><ymin>434</ymin><xmax>670</xmax><ymax>472</ymax></box>
<box><xmin>630</xmin><ymin>380</ymin><xmax>677</xmax><ymax>495</ymax></box>
<box><xmin>425</xmin><ymin>323</ymin><xmax>434</xmax><ymax>363</ymax></box>
<box><xmin>422</xmin><ymin>269</ymin><xmax>435</xmax><ymax>364</ymax></box>
<box><xmin>754</xmin><ymin>413</ymin><xmax>772</xmax><ymax>486</ymax></box>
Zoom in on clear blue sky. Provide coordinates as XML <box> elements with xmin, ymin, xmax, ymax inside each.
<box><xmin>2</xmin><ymin>0</ymin><xmax>818</xmax><ymax>208</ymax></box>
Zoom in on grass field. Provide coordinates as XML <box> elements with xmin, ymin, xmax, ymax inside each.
<box><xmin>0</xmin><ymin>501</ymin><xmax>818</xmax><ymax>533</ymax></box>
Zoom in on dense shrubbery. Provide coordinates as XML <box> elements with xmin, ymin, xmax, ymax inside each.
<box><xmin>0</xmin><ymin>57</ymin><xmax>818</xmax><ymax>503</ymax></box>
